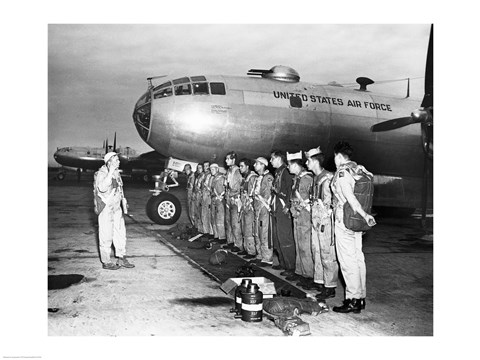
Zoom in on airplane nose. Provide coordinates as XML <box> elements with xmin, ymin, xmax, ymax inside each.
<box><xmin>133</xmin><ymin>90</ymin><xmax>151</xmax><ymax>142</ymax></box>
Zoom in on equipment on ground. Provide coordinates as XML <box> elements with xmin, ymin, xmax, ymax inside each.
<box><xmin>262</xmin><ymin>296</ymin><xmax>329</xmax><ymax>336</ymax></box>
<box><xmin>232</xmin><ymin>278</ymin><xmax>252</xmax><ymax>315</ymax></box>
<box><xmin>209</xmin><ymin>249</ymin><xmax>228</xmax><ymax>265</ymax></box>
<box><xmin>241</xmin><ymin>283</ymin><xmax>263</xmax><ymax>322</ymax></box>
<box><xmin>262</xmin><ymin>296</ymin><xmax>325</xmax><ymax>318</ymax></box>
<box><xmin>274</xmin><ymin>316</ymin><xmax>311</xmax><ymax>336</ymax></box>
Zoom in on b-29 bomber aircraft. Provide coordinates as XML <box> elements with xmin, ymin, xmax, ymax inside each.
<box><xmin>53</xmin><ymin>133</ymin><xmax>168</xmax><ymax>182</ymax></box>
<box><xmin>133</xmin><ymin>26</ymin><xmax>433</xmax><ymax>226</ymax></box>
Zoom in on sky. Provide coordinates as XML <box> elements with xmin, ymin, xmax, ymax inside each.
<box><xmin>48</xmin><ymin>24</ymin><xmax>431</xmax><ymax>166</ymax></box>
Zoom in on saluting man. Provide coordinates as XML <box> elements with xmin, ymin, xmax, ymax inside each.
<box><xmin>287</xmin><ymin>151</ymin><xmax>314</xmax><ymax>289</ymax></box>
<box><xmin>201</xmin><ymin>160</ymin><xmax>214</xmax><ymax>239</ymax></box>
<box><xmin>306</xmin><ymin>146</ymin><xmax>338</xmax><ymax>300</ymax></box>
<box><xmin>270</xmin><ymin>150</ymin><xmax>296</xmax><ymax>277</ymax></box>
<box><xmin>239</xmin><ymin>158</ymin><xmax>258</xmax><ymax>259</ymax></box>
<box><xmin>253</xmin><ymin>157</ymin><xmax>274</xmax><ymax>267</ymax></box>
<box><xmin>95</xmin><ymin>152</ymin><xmax>134</xmax><ymax>270</ymax></box>
<box><xmin>223</xmin><ymin>151</ymin><xmax>243</xmax><ymax>252</ymax></box>
<box><xmin>331</xmin><ymin>141</ymin><xmax>376</xmax><ymax>314</ymax></box>
<box><xmin>209</xmin><ymin>163</ymin><xmax>226</xmax><ymax>243</ymax></box>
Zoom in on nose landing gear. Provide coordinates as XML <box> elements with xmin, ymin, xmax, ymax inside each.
<box><xmin>146</xmin><ymin>192</ymin><xmax>181</xmax><ymax>225</ymax></box>
<box><xmin>145</xmin><ymin>169</ymin><xmax>181</xmax><ymax>225</ymax></box>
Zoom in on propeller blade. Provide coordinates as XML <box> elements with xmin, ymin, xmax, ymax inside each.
<box><xmin>113</xmin><ymin>132</ymin><xmax>117</xmax><ymax>152</ymax></box>
<box><xmin>370</xmin><ymin>117</ymin><xmax>416</xmax><ymax>132</ymax></box>
<box><xmin>421</xmin><ymin>128</ymin><xmax>433</xmax><ymax>228</ymax></box>
<box><xmin>421</xmin><ymin>24</ymin><xmax>433</xmax><ymax>108</ymax></box>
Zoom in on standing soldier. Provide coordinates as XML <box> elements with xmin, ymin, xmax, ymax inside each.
<box><xmin>331</xmin><ymin>141</ymin><xmax>376</xmax><ymax>314</ymax></box>
<box><xmin>287</xmin><ymin>151</ymin><xmax>315</xmax><ymax>289</ymax></box>
<box><xmin>239</xmin><ymin>158</ymin><xmax>258</xmax><ymax>260</ymax></box>
<box><xmin>201</xmin><ymin>160</ymin><xmax>214</xmax><ymax>239</ymax></box>
<box><xmin>193</xmin><ymin>163</ymin><xmax>205</xmax><ymax>235</ymax></box>
<box><xmin>223</xmin><ymin>151</ymin><xmax>243</xmax><ymax>252</ymax></box>
<box><xmin>183</xmin><ymin>164</ymin><xmax>196</xmax><ymax>228</ymax></box>
<box><xmin>253</xmin><ymin>157</ymin><xmax>274</xmax><ymax>267</ymax></box>
<box><xmin>270</xmin><ymin>150</ymin><xmax>296</xmax><ymax>277</ymax></box>
<box><xmin>306</xmin><ymin>146</ymin><xmax>338</xmax><ymax>299</ymax></box>
<box><xmin>95</xmin><ymin>152</ymin><xmax>134</xmax><ymax>270</ymax></box>
<box><xmin>210</xmin><ymin>163</ymin><xmax>226</xmax><ymax>243</ymax></box>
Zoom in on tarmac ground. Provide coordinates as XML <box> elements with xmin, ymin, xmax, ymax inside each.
<box><xmin>47</xmin><ymin>171</ymin><xmax>433</xmax><ymax>336</ymax></box>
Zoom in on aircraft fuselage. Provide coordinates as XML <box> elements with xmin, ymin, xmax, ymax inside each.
<box><xmin>133</xmin><ymin>74</ymin><xmax>430</xmax><ymax>209</ymax></box>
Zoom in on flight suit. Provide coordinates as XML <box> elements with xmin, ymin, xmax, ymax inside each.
<box><xmin>193</xmin><ymin>172</ymin><xmax>205</xmax><ymax>233</ymax></box>
<box><xmin>311</xmin><ymin>170</ymin><xmax>338</xmax><ymax>288</ymax></box>
<box><xmin>241</xmin><ymin>171</ymin><xmax>258</xmax><ymax>256</ymax></box>
<box><xmin>225</xmin><ymin>165</ymin><xmax>243</xmax><ymax>249</ymax></box>
<box><xmin>186</xmin><ymin>172</ymin><xmax>196</xmax><ymax>226</ymax></box>
<box><xmin>211</xmin><ymin>173</ymin><xmax>226</xmax><ymax>240</ymax></box>
<box><xmin>331</xmin><ymin>161</ymin><xmax>368</xmax><ymax>300</ymax></box>
<box><xmin>201</xmin><ymin>171</ymin><xmax>214</xmax><ymax>236</ymax></box>
<box><xmin>95</xmin><ymin>165</ymin><xmax>127</xmax><ymax>264</ymax></box>
<box><xmin>271</xmin><ymin>164</ymin><xmax>296</xmax><ymax>271</ymax></box>
<box><xmin>253</xmin><ymin>170</ymin><xmax>274</xmax><ymax>263</ymax></box>
<box><xmin>290</xmin><ymin>171</ymin><xmax>314</xmax><ymax>278</ymax></box>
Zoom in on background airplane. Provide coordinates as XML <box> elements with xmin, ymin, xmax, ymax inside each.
<box><xmin>132</xmin><ymin>27</ymin><xmax>433</xmax><ymax>226</ymax></box>
<box><xmin>53</xmin><ymin>133</ymin><xmax>168</xmax><ymax>181</ymax></box>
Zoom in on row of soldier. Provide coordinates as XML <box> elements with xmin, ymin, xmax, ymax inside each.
<box><xmin>183</xmin><ymin>141</ymin><xmax>375</xmax><ymax>314</ymax></box>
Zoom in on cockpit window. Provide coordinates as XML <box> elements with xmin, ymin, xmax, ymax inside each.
<box><xmin>191</xmin><ymin>76</ymin><xmax>206</xmax><ymax>82</ymax></box>
<box><xmin>175</xmin><ymin>84</ymin><xmax>191</xmax><ymax>96</ymax></box>
<box><xmin>210</xmin><ymin>82</ymin><xmax>226</xmax><ymax>95</ymax></box>
<box><xmin>173</xmin><ymin>77</ymin><xmax>190</xmax><ymax>85</ymax></box>
<box><xmin>135</xmin><ymin>91</ymin><xmax>151</xmax><ymax>108</ymax></box>
<box><xmin>193</xmin><ymin>82</ymin><xmax>209</xmax><ymax>95</ymax></box>
<box><xmin>154</xmin><ymin>87</ymin><xmax>173</xmax><ymax>99</ymax></box>
<box><xmin>153</xmin><ymin>81</ymin><xmax>172</xmax><ymax>92</ymax></box>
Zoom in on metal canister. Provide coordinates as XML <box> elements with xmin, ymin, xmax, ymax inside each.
<box><xmin>241</xmin><ymin>283</ymin><xmax>263</xmax><ymax>322</ymax></box>
<box><xmin>232</xmin><ymin>278</ymin><xmax>252</xmax><ymax>315</ymax></box>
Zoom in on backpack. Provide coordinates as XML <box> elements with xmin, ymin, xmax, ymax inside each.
<box><xmin>93</xmin><ymin>171</ymin><xmax>106</xmax><ymax>215</ymax></box>
<box><xmin>343</xmin><ymin>165</ymin><xmax>374</xmax><ymax>231</ymax></box>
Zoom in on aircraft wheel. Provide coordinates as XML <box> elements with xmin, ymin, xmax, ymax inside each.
<box><xmin>146</xmin><ymin>193</ymin><xmax>181</xmax><ymax>225</ymax></box>
<box><xmin>57</xmin><ymin>172</ymin><xmax>65</xmax><ymax>181</ymax></box>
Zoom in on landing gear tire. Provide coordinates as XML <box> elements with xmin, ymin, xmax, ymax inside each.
<box><xmin>57</xmin><ymin>172</ymin><xmax>65</xmax><ymax>181</ymax></box>
<box><xmin>146</xmin><ymin>193</ymin><xmax>182</xmax><ymax>225</ymax></box>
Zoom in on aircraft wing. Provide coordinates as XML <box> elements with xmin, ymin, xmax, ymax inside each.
<box><xmin>121</xmin><ymin>150</ymin><xmax>168</xmax><ymax>171</ymax></box>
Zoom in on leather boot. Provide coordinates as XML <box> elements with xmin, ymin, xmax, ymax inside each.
<box><xmin>285</xmin><ymin>273</ymin><xmax>300</xmax><ymax>281</ymax></box>
<box><xmin>300</xmin><ymin>279</ymin><xmax>317</xmax><ymax>290</ymax></box>
<box><xmin>296</xmin><ymin>276</ymin><xmax>309</xmax><ymax>287</ymax></box>
<box><xmin>315</xmin><ymin>287</ymin><xmax>335</xmax><ymax>300</ymax></box>
<box><xmin>332</xmin><ymin>298</ymin><xmax>361</xmax><ymax>314</ymax></box>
